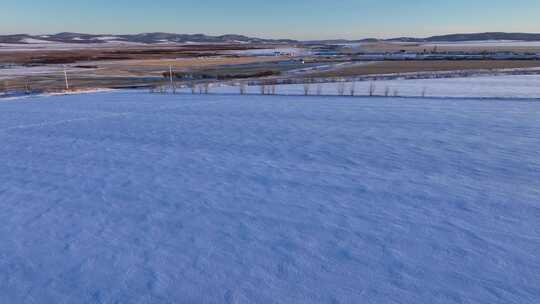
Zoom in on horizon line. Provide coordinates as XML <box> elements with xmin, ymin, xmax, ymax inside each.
<box><xmin>2</xmin><ymin>31</ymin><xmax>540</xmax><ymax>41</ymax></box>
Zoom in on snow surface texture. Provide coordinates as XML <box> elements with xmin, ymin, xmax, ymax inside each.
<box><xmin>0</xmin><ymin>92</ymin><xmax>539</xmax><ymax>303</ymax></box>
<box><xmin>189</xmin><ymin>74</ymin><xmax>540</xmax><ymax>99</ymax></box>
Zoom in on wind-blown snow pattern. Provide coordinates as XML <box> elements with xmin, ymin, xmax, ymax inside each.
<box><xmin>0</xmin><ymin>92</ymin><xmax>539</xmax><ymax>303</ymax></box>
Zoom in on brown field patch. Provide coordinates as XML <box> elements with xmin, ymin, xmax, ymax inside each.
<box><xmin>91</xmin><ymin>56</ymin><xmax>288</xmax><ymax>78</ymax></box>
<box><xmin>0</xmin><ymin>44</ymin><xmax>288</xmax><ymax>65</ymax></box>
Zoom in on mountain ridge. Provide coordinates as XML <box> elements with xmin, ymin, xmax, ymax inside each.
<box><xmin>0</xmin><ymin>32</ymin><xmax>297</xmax><ymax>44</ymax></box>
<box><xmin>383</xmin><ymin>32</ymin><xmax>540</xmax><ymax>43</ymax></box>
<box><xmin>2</xmin><ymin>32</ymin><xmax>540</xmax><ymax>45</ymax></box>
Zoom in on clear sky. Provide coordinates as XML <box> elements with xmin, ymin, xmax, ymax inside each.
<box><xmin>2</xmin><ymin>0</ymin><xmax>540</xmax><ymax>40</ymax></box>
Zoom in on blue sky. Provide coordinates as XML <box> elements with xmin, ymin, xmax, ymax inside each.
<box><xmin>2</xmin><ymin>0</ymin><xmax>540</xmax><ymax>39</ymax></box>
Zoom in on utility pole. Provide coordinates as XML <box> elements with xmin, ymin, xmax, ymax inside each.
<box><xmin>63</xmin><ymin>66</ymin><xmax>70</xmax><ymax>91</ymax></box>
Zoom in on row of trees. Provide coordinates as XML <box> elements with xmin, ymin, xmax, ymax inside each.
<box><xmin>150</xmin><ymin>66</ymin><xmax>431</xmax><ymax>98</ymax></box>
<box><xmin>149</xmin><ymin>79</ymin><xmax>429</xmax><ymax>98</ymax></box>
<box><xmin>149</xmin><ymin>82</ymin><xmax>211</xmax><ymax>94</ymax></box>
<box><xmin>301</xmin><ymin>82</ymin><xmax>427</xmax><ymax>98</ymax></box>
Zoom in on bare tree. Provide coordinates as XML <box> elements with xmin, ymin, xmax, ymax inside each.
<box><xmin>198</xmin><ymin>84</ymin><xmax>203</xmax><ymax>94</ymax></box>
<box><xmin>350</xmin><ymin>82</ymin><xmax>356</xmax><ymax>96</ymax></box>
<box><xmin>368</xmin><ymin>83</ymin><xmax>376</xmax><ymax>96</ymax></box>
<box><xmin>260</xmin><ymin>84</ymin><xmax>266</xmax><ymax>95</ymax></box>
<box><xmin>203</xmin><ymin>83</ymin><xmax>210</xmax><ymax>94</ymax></box>
<box><xmin>337</xmin><ymin>82</ymin><xmax>345</xmax><ymax>96</ymax></box>
<box><xmin>303</xmin><ymin>83</ymin><xmax>311</xmax><ymax>96</ymax></box>
<box><xmin>24</xmin><ymin>78</ymin><xmax>31</xmax><ymax>95</ymax></box>
<box><xmin>271</xmin><ymin>84</ymin><xmax>276</xmax><ymax>95</ymax></box>
<box><xmin>189</xmin><ymin>83</ymin><xmax>196</xmax><ymax>94</ymax></box>
<box><xmin>239</xmin><ymin>82</ymin><xmax>246</xmax><ymax>95</ymax></box>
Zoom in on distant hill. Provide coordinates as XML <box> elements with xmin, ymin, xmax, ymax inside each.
<box><xmin>0</xmin><ymin>32</ymin><xmax>297</xmax><ymax>45</ymax></box>
<box><xmin>303</xmin><ymin>32</ymin><xmax>540</xmax><ymax>45</ymax></box>
<box><xmin>386</xmin><ymin>32</ymin><xmax>540</xmax><ymax>43</ymax></box>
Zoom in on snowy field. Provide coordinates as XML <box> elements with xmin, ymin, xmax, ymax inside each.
<box><xmin>424</xmin><ymin>40</ymin><xmax>540</xmax><ymax>47</ymax></box>
<box><xmin>226</xmin><ymin>47</ymin><xmax>310</xmax><ymax>56</ymax></box>
<box><xmin>189</xmin><ymin>74</ymin><xmax>540</xmax><ymax>99</ymax></box>
<box><xmin>1</xmin><ymin>92</ymin><xmax>539</xmax><ymax>303</ymax></box>
<box><xmin>0</xmin><ymin>41</ymin><xmax>144</xmax><ymax>52</ymax></box>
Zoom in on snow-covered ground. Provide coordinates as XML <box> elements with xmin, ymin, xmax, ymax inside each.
<box><xmin>0</xmin><ymin>92</ymin><xmax>539</xmax><ymax>303</ymax></box>
<box><xmin>96</xmin><ymin>36</ymin><xmax>126</xmax><ymax>41</ymax></box>
<box><xmin>227</xmin><ymin>47</ymin><xmax>310</xmax><ymax>56</ymax></box>
<box><xmin>19</xmin><ymin>38</ymin><xmax>56</xmax><ymax>44</ymax></box>
<box><xmin>0</xmin><ymin>65</ymin><xmax>91</xmax><ymax>80</ymax></box>
<box><xmin>0</xmin><ymin>41</ymin><xmax>145</xmax><ymax>52</ymax></box>
<box><xmin>425</xmin><ymin>40</ymin><xmax>540</xmax><ymax>47</ymax></box>
<box><xmin>196</xmin><ymin>74</ymin><xmax>540</xmax><ymax>99</ymax></box>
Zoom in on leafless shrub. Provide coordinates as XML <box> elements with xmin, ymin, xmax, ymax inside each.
<box><xmin>303</xmin><ymin>83</ymin><xmax>311</xmax><ymax>95</ymax></box>
<box><xmin>190</xmin><ymin>83</ymin><xmax>196</xmax><ymax>94</ymax></box>
<box><xmin>369</xmin><ymin>83</ymin><xmax>376</xmax><ymax>96</ymax></box>
<box><xmin>421</xmin><ymin>87</ymin><xmax>427</xmax><ymax>98</ymax></box>
<box><xmin>239</xmin><ymin>82</ymin><xmax>246</xmax><ymax>95</ymax></box>
<box><xmin>316</xmin><ymin>84</ymin><xmax>322</xmax><ymax>95</ymax></box>
<box><xmin>337</xmin><ymin>82</ymin><xmax>345</xmax><ymax>96</ymax></box>
<box><xmin>393</xmin><ymin>89</ymin><xmax>399</xmax><ymax>97</ymax></box>
<box><xmin>350</xmin><ymin>82</ymin><xmax>356</xmax><ymax>96</ymax></box>
<box><xmin>271</xmin><ymin>85</ymin><xmax>276</xmax><ymax>95</ymax></box>
<box><xmin>260</xmin><ymin>84</ymin><xmax>266</xmax><ymax>95</ymax></box>
<box><xmin>24</xmin><ymin>79</ymin><xmax>31</xmax><ymax>94</ymax></box>
<box><xmin>204</xmin><ymin>83</ymin><xmax>210</xmax><ymax>94</ymax></box>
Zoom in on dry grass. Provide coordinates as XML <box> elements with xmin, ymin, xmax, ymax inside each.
<box><xmin>108</xmin><ymin>56</ymin><xmax>286</xmax><ymax>68</ymax></box>
<box><xmin>0</xmin><ymin>44</ymin><xmax>286</xmax><ymax>65</ymax></box>
<box><xmin>0</xmin><ymin>44</ymin><xmax>290</xmax><ymax>88</ymax></box>
<box><xmin>90</xmin><ymin>56</ymin><xmax>287</xmax><ymax>78</ymax></box>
